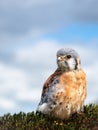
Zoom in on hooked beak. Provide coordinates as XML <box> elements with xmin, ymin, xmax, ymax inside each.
<box><xmin>57</xmin><ymin>56</ymin><xmax>65</xmax><ymax>62</ymax></box>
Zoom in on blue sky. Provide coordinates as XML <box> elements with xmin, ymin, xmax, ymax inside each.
<box><xmin>44</xmin><ymin>23</ymin><xmax>98</xmax><ymax>42</ymax></box>
<box><xmin>0</xmin><ymin>0</ymin><xmax>98</xmax><ymax>115</ymax></box>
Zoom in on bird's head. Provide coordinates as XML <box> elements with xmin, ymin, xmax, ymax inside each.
<box><xmin>56</xmin><ymin>48</ymin><xmax>81</xmax><ymax>72</ymax></box>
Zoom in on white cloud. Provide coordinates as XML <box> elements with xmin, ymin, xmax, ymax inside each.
<box><xmin>0</xmin><ymin>98</ymin><xmax>16</xmax><ymax>110</ymax></box>
<box><xmin>85</xmin><ymin>61</ymin><xmax>98</xmax><ymax>104</ymax></box>
<box><xmin>0</xmin><ymin>62</ymin><xmax>28</xmax><ymax>92</ymax></box>
<box><xmin>16</xmin><ymin>89</ymin><xmax>41</xmax><ymax>102</ymax></box>
<box><xmin>0</xmin><ymin>62</ymin><xmax>40</xmax><ymax>114</ymax></box>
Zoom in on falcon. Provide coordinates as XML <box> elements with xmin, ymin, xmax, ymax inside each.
<box><xmin>37</xmin><ymin>48</ymin><xmax>86</xmax><ymax>120</ymax></box>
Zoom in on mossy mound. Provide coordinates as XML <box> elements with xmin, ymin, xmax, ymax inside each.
<box><xmin>0</xmin><ymin>104</ymin><xmax>98</xmax><ymax>130</ymax></box>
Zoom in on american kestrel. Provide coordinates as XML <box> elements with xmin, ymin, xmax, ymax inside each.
<box><xmin>37</xmin><ymin>48</ymin><xmax>86</xmax><ymax>120</ymax></box>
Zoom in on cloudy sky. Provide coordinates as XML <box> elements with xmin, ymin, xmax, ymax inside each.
<box><xmin>0</xmin><ymin>0</ymin><xmax>98</xmax><ymax>115</ymax></box>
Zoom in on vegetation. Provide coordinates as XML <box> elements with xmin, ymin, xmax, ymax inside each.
<box><xmin>0</xmin><ymin>104</ymin><xmax>98</xmax><ymax>130</ymax></box>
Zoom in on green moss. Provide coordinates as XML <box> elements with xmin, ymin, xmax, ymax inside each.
<box><xmin>0</xmin><ymin>104</ymin><xmax>98</xmax><ymax>130</ymax></box>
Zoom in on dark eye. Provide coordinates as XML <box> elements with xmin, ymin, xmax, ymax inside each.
<box><xmin>66</xmin><ymin>55</ymin><xmax>71</xmax><ymax>59</ymax></box>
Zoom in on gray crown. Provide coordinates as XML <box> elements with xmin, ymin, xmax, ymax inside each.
<box><xmin>57</xmin><ymin>48</ymin><xmax>80</xmax><ymax>59</ymax></box>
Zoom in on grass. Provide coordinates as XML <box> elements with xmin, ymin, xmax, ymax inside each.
<box><xmin>0</xmin><ymin>104</ymin><xmax>98</xmax><ymax>130</ymax></box>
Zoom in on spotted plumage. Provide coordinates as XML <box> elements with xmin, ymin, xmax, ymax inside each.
<box><xmin>37</xmin><ymin>48</ymin><xmax>86</xmax><ymax>120</ymax></box>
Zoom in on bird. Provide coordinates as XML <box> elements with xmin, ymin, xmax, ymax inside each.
<box><xmin>37</xmin><ymin>48</ymin><xmax>86</xmax><ymax>120</ymax></box>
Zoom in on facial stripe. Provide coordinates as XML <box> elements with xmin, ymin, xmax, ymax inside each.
<box><xmin>75</xmin><ymin>59</ymin><xmax>78</xmax><ymax>70</ymax></box>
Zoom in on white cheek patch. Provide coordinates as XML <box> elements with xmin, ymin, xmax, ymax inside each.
<box><xmin>67</xmin><ymin>58</ymin><xmax>76</xmax><ymax>70</ymax></box>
